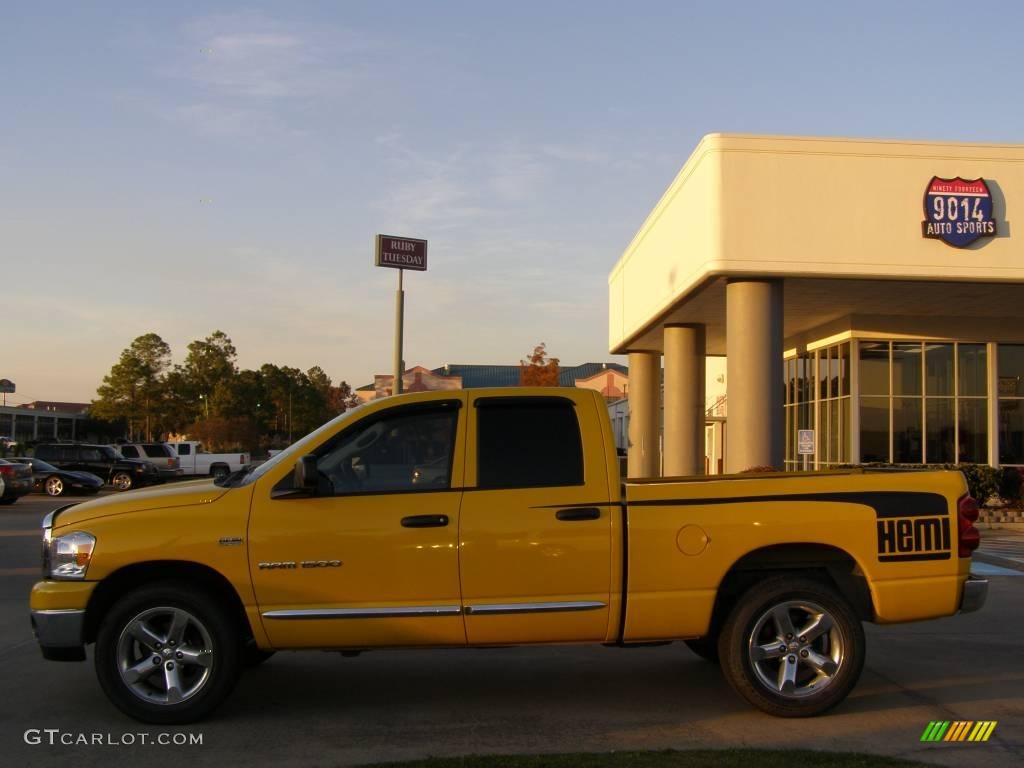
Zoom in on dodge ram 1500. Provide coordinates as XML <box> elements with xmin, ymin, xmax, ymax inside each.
<box><xmin>30</xmin><ymin>388</ymin><xmax>986</xmax><ymax>723</ymax></box>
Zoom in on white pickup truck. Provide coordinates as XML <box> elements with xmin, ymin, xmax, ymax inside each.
<box><xmin>166</xmin><ymin>441</ymin><xmax>249</xmax><ymax>480</ymax></box>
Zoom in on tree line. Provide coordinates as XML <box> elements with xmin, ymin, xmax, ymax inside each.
<box><xmin>91</xmin><ymin>331</ymin><xmax>361</xmax><ymax>451</ymax></box>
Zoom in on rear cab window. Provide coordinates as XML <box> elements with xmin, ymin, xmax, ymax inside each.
<box><xmin>476</xmin><ymin>398</ymin><xmax>584</xmax><ymax>489</ymax></box>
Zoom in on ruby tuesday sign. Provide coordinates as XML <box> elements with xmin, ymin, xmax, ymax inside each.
<box><xmin>375</xmin><ymin>235</ymin><xmax>427</xmax><ymax>271</ymax></box>
<box><xmin>922</xmin><ymin>177</ymin><xmax>996</xmax><ymax>248</ymax></box>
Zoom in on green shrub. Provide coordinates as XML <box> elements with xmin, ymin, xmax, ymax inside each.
<box><xmin>842</xmin><ymin>462</ymin><xmax>1012</xmax><ymax>504</ymax></box>
<box><xmin>999</xmin><ymin>466</ymin><xmax>1022</xmax><ymax>502</ymax></box>
<box><xmin>958</xmin><ymin>464</ymin><xmax>1000</xmax><ymax>503</ymax></box>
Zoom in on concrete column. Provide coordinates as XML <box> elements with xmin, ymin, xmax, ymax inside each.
<box><xmin>726</xmin><ymin>279</ymin><xmax>784</xmax><ymax>472</ymax></box>
<box><xmin>627</xmin><ymin>351</ymin><xmax>662</xmax><ymax>478</ymax></box>
<box><xmin>663</xmin><ymin>324</ymin><xmax>706</xmax><ymax>476</ymax></box>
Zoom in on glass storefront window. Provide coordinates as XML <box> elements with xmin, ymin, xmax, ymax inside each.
<box><xmin>959</xmin><ymin>344</ymin><xmax>987</xmax><ymax>397</ymax></box>
<box><xmin>1000</xmin><ymin>401</ymin><xmax>1024</xmax><ymax>464</ymax></box>
<box><xmin>839</xmin><ymin>343</ymin><xmax>850</xmax><ymax>397</ymax></box>
<box><xmin>998</xmin><ymin>344</ymin><xmax>1024</xmax><ymax>391</ymax></box>
<box><xmin>892</xmin><ymin>343</ymin><xmax>923</xmax><ymax>396</ymax></box>
<box><xmin>893</xmin><ymin>397</ymin><xmax>923</xmax><ymax>463</ymax></box>
<box><xmin>925</xmin><ymin>344</ymin><xmax>954</xmax><ymax>396</ymax></box>
<box><xmin>925</xmin><ymin>398</ymin><xmax>955</xmax><ymax>464</ymax></box>
<box><xmin>860</xmin><ymin>396</ymin><xmax>889</xmax><ymax>463</ymax></box>
<box><xmin>859</xmin><ymin>342</ymin><xmax>889</xmax><ymax>396</ymax></box>
<box><xmin>999</xmin><ymin>344</ymin><xmax>1024</xmax><ymax>464</ymax></box>
<box><xmin>959</xmin><ymin>399</ymin><xmax>987</xmax><ymax>464</ymax></box>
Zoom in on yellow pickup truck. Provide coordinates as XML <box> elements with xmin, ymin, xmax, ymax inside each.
<box><xmin>30</xmin><ymin>388</ymin><xmax>987</xmax><ymax>724</ymax></box>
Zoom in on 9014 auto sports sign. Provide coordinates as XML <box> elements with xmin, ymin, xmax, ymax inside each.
<box><xmin>922</xmin><ymin>176</ymin><xmax>997</xmax><ymax>248</ymax></box>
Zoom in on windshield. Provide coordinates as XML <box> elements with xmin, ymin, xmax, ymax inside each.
<box><xmin>28</xmin><ymin>458</ymin><xmax>58</xmax><ymax>472</ymax></box>
<box><xmin>239</xmin><ymin>402</ymin><xmax>369</xmax><ymax>487</ymax></box>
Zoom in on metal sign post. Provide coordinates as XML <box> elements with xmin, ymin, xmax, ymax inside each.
<box><xmin>798</xmin><ymin>429</ymin><xmax>815</xmax><ymax>471</ymax></box>
<box><xmin>375</xmin><ymin>235</ymin><xmax>427</xmax><ymax>396</ymax></box>
<box><xmin>394</xmin><ymin>269</ymin><xmax>405</xmax><ymax>394</ymax></box>
<box><xmin>0</xmin><ymin>379</ymin><xmax>14</xmax><ymax>408</ymax></box>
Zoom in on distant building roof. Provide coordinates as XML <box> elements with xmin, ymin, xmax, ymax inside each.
<box><xmin>23</xmin><ymin>401</ymin><xmax>90</xmax><ymax>415</ymax></box>
<box><xmin>357</xmin><ymin>363</ymin><xmax>628</xmax><ymax>391</ymax></box>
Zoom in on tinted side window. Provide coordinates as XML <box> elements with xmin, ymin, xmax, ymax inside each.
<box><xmin>142</xmin><ymin>444</ymin><xmax>169</xmax><ymax>457</ymax></box>
<box><xmin>80</xmin><ymin>448</ymin><xmax>102</xmax><ymax>462</ymax></box>
<box><xmin>312</xmin><ymin>406</ymin><xmax>458</xmax><ymax>495</ymax></box>
<box><xmin>177</xmin><ymin>444</ymin><xmax>191</xmax><ymax>456</ymax></box>
<box><xmin>36</xmin><ymin>446</ymin><xmax>55</xmax><ymax>460</ymax></box>
<box><xmin>477</xmin><ymin>399</ymin><xmax>584</xmax><ymax>489</ymax></box>
<box><xmin>120</xmin><ymin>446</ymin><xmax>139</xmax><ymax>458</ymax></box>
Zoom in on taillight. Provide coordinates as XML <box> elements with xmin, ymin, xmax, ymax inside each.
<box><xmin>958</xmin><ymin>495</ymin><xmax>981</xmax><ymax>557</ymax></box>
<box><xmin>0</xmin><ymin>466</ymin><xmax>13</xmax><ymax>478</ymax></box>
<box><xmin>169</xmin><ymin>458</ymin><xmax>179</xmax><ymax>468</ymax></box>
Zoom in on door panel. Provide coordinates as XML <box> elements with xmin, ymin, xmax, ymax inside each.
<box><xmin>249</xmin><ymin>396</ymin><xmax>468</xmax><ymax>649</ymax></box>
<box><xmin>458</xmin><ymin>392</ymin><xmax>614</xmax><ymax>644</ymax></box>
<box><xmin>249</xmin><ymin>491</ymin><xmax>464</xmax><ymax>648</ymax></box>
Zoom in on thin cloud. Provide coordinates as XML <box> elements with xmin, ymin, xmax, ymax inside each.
<box><xmin>156</xmin><ymin>12</ymin><xmax>370</xmax><ymax>138</ymax></box>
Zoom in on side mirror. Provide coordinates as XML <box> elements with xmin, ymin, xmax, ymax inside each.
<box><xmin>293</xmin><ymin>455</ymin><xmax>319</xmax><ymax>493</ymax></box>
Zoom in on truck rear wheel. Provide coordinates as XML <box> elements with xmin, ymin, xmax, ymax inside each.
<box><xmin>718</xmin><ymin>574</ymin><xmax>864</xmax><ymax>717</ymax></box>
<box><xmin>94</xmin><ymin>582</ymin><xmax>240</xmax><ymax>724</ymax></box>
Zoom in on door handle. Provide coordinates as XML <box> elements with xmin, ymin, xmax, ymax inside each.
<box><xmin>401</xmin><ymin>514</ymin><xmax>450</xmax><ymax>528</ymax></box>
<box><xmin>555</xmin><ymin>507</ymin><xmax>601</xmax><ymax>521</ymax></box>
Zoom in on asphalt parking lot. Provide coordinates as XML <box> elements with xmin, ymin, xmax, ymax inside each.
<box><xmin>0</xmin><ymin>493</ymin><xmax>1021</xmax><ymax>768</ymax></box>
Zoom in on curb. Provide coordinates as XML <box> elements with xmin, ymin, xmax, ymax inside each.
<box><xmin>973</xmin><ymin>551</ymin><xmax>1024</xmax><ymax>572</ymax></box>
<box><xmin>978</xmin><ymin>521</ymin><xmax>1024</xmax><ymax>533</ymax></box>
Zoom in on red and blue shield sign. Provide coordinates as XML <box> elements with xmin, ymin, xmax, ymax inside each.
<box><xmin>922</xmin><ymin>177</ymin><xmax>996</xmax><ymax>248</ymax></box>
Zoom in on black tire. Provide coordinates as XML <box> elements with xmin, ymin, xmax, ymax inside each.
<box><xmin>684</xmin><ymin>636</ymin><xmax>719</xmax><ymax>663</ymax></box>
<box><xmin>0</xmin><ymin>497</ymin><xmax>16</xmax><ymax>505</ymax></box>
<box><xmin>94</xmin><ymin>582</ymin><xmax>241</xmax><ymax>724</ymax></box>
<box><xmin>717</xmin><ymin>574</ymin><xmax>865</xmax><ymax>717</ymax></box>
<box><xmin>111</xmin><ymin>471</ymin><xmax>134</xmax><ymax>491</ymax></box>
<box><xmin>210</xmin><ymin>466</ymin><xmax>229</xmax><ymax>481</ymax></box>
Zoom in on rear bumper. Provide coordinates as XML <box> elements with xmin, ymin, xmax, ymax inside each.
<box><xmin>959</xmin><ymin>575</ymin><xmax>989</xmax><ymax>614</ymax></box>
<box><xmin>31</xmin><ymin>609</ymin><xmax>86</xmax><ymax>661</ymax></box>
<box><xmin>157</xmin><ymin>468</ymin><xmax>184</xmax><ymax>479</ymax></box>
<box><xmin>2</xmin><ymin>479</ymin><xmax>33</xmax><ymax>499</ymax></box>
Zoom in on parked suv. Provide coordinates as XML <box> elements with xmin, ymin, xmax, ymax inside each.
<box><xmin>33</xmin><ymin>444</ymin><xmax>162</xmax><ymax>491</ymax></box>
<box><xmin>114</xmin><ymin>443</ymin><xmax>183</xmax><ymax>480</ymax></box>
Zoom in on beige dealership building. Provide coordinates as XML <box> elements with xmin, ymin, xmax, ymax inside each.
<box><xmin>610</xmin><ymin>134</ymin><xmax>1024</xmax><ymax>476</ymax></box>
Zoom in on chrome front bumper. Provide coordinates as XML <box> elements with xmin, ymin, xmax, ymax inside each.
<box><xmin>31</xmin><ymin>609</ymin><xmax>86</xmax><ymax>661</ymax></box>
<box><xmin>959</xmin><ymin>575</ymin><xmax>989</xmax><ymax>614</ymax></box>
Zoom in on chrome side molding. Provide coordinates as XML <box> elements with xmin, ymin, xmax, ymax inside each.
<box><xmin>463</xmin><ymin>600</ymin><xmax>607</xmax><ymax>616</ymax></box>
<box><xmin>261</xmin><ymin>601</ymin><xmax>607</xmax><ymax>620</ymax></box>
<box><xmin>262</xmin><ymin>606</ymin><xmax>463</xmax><ymax>620</ymax></box>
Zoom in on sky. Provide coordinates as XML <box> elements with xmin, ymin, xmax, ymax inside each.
<box><xmin>4</xmin><ymin>1</ymin><xmax>1024</xmax><ymax>404</ymax></box>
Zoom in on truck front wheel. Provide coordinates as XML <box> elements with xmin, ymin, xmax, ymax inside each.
<box><xmin>718</xmin><ymin>574</ymin><xmax>865</xmax><ymax>717</ymax></box>
<box><xmin>94</xmin><ymin>582</ymin><xmax>241</xmax><ymax>724</ymax></box>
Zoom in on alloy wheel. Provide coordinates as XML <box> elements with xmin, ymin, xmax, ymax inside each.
<box><xmin>45</xmin><ymin>476</ymin><xmax>65</xmax><ymax>496</ymax></box>
<box><xmin>116</xmin><ymin>606</ymin><xmax>214</xmax><ymax>706</ymax></box>
<box><xmin>747</xmin><ymin>599</ymin><xmax>845</xmax><ymax>699</ymax></box>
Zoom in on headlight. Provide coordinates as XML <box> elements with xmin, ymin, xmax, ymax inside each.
<box><xmin>44</xmin><ymin>531</ymin><xmax>96</xmax><ymax>580</ymax></box>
